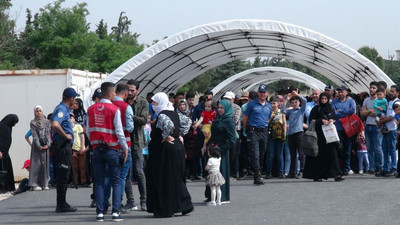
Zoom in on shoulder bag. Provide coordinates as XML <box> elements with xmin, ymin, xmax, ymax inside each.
<box><xmin>302</xmin><ymin>120</ymin><xmax>318</xmax><ymax>157</ymax></box>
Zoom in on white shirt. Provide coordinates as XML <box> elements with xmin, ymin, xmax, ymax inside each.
<box><xmin>207</xmin><ymin>157</ymin><xmax>221</xmax><ymax>173</ymax></box>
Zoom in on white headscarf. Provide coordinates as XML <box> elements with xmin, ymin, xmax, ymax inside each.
<box><xmin>151</xmin><ymin>92</ymin><xmax>174</xmax><ymax>115</ymax></box>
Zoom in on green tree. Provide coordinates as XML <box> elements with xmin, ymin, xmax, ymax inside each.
<box><xmin>95</xmin><ymin>19</ymin><xmax>108</xmax><ymax>39</ymax></box>
<box><xmin>358</xmin><ymin>46</ymin><xmax>385</xmax><ymax>70</ymax></box>
<box><xmin>0</xmin><ymin>0</ymin><xmax>22</xmax><ymax>69</ymax></box>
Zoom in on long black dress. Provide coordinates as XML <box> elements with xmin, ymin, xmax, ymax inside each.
<box><xmin>303</xmin><ymin>105</ymin><xmax>342</xmax><ymax>180</ymax></box>
<box><xmin>146</xmin><ymin>110</ymin><xmax>193</xmax><ymax>217</ymax></box>
<box><xmin>0</xmin><ymin>114</ymin><xmax>18</xmax><ymax>193</ymax></box>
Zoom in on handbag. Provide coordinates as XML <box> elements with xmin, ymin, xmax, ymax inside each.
<box><xmin>321</xmin><ymin>123</ymin><xmax>340</xmax><ymax>143</ymax></box>
<box><xmin>0</xmin><ymin>159</ymin><xmax>8</xmax><ymax>185</ymax></box>
<box><xmin>339</xmin><ymin>114</ymin><xmax>364</xmax><ymax>138</ymax></box>
<box><xmin>34</xmin><ymin>126</ymin><xmax>48</xmax><ymax>147</ymax></box>
<box><xmin>302</xmin><ymin>120</ymin><xmax>318</xmax><ymax>157</ymax></box>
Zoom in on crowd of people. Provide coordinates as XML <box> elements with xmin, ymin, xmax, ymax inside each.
<box><xmin>1</xmin><ymin>78</ymin><xmax>400</xmax><ymax>222</ymax></box>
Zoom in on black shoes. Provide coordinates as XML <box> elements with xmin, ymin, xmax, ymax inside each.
<box><xmin>254</xmin><ymin>170</ymin><xmax>264</xmax><ymax>185</ymax></box>
<box><xmin>295</xmin><ymin>172</ymin><xmax>303</xmax><ymax>179</ymax></box>
<box><xmin>264</xmin><ymin>173</ymin><xmax>272</xmax><ymax>179</ymax></box>
<box><xmin>55</xmin><ymin>203</ymin><xmax>77</xmax><ymax>213</ymax></box>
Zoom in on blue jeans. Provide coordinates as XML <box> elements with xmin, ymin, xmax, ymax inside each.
<box><xmin>93</xmin><ymin>147</ymin><xmax>121</xmax><ymax>214</ymax></box>
<box><xmin>49</xmin><ymin>156</ymin><xmax>55</xmax><ymax>184</ymax></box>
<box><xmin>284</xmin><ymin>141</ymin><xmax>291</xmax><ymax>175</ymax></box>
<box><xmin>357</xmin><ymin>152</ymin><xmax>369</xmax><ymax>171</ymax></box>
<box><xmin>364</xmin><ymin>125</ymin><xmax>383</xmax><ymax>171</ymax></box>
<box><xmin>267</xmin><ymin>138</ymin><xmax>284</xmax><ymax>173</ymax></box>
<box><xmin>119</xmin><ymin>149</ymin><xmax>131</xmax><ymax>202</ymax></box>
<box><xmin>382</xmin><ymin>130</ymin><xmax>397</xmax><ymax>172</ymax></box>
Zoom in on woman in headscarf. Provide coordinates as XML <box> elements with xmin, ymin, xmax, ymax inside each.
<box><xmin>176</xmin><ymin>99</ymin><xmax>192</xmax><ymax>137</ymax></box>
<box><xmin>303</xmin><ymin>93</ymin><xmax>344</xmax><ymax>181</ymax></box>
<box><xmin>29</xmin><ymin>105</ymin><xmax>51</xmax><ymax>190</ymax></box>
<box><xmin>72</xmin><ymin>98</ymin><xmax>87</xmax><ymax>127</ymax></box>
<box><xmin>0</xmin><ymin>114</ymin><xmax>19</xmax><ymax>193</ymax></box>
<box><xmin>205</xmin><ymin>99</ymin><xmax>237</xmax><ymax>203</ymax></box>
<box><xmin>146</xmin><ymin>92</ymin><xmax>193</xmax><ymax>218</ymax></box>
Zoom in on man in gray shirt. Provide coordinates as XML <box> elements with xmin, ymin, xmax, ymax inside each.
<box><xmin>360</xmin><ymin>81</ymin><xmax>383</xmax><ymax>174</ymax></box>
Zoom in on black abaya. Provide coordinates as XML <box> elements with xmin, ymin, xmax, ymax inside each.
<box><xmin>146</xmin><ymin>110</ymin><xmax>193</xmax><ymax>217</ymax></box>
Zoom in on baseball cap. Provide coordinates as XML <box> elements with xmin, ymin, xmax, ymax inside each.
<box><xmin>63</xmin><ymin>87</ymin><xmax>80</xmax><ymax>98</ymax></box>
<box><xmin>336</xmin><ymin>85</ymin><xmax>348</xmax><ymax>91</ymax></box>
<box><xmin>22</xmin><ymin>159</ymin><xmax>30</xmax><ymax>169</ymax></box>
<box><xmin>258</xmin><ymin>84</ymin><xmax>268</xmax><ymax>92</ymax></box>
<box><xmin>223</xmin><ymin>91</ymin><xmax>235</xmax><ymax>99</ymax></box>
<box><xmin>324</xmin><ymin>85</ymin><xmax>334</xmax><ymax>91</ymax></box>
<box><xmin>92</xmin><ymin>88</ymin><xmax>102</xmax><ymax>101</ymax></box>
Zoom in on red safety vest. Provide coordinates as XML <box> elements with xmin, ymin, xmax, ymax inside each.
<box><xmin>112</xmin><ymin>100</ymin><xmax>132</xmax><ymax>147</ymax></box>
<box><xmin>87</xmin><ymin>102</ymin><xmax>122</xmax><ymax>151</ymax></box>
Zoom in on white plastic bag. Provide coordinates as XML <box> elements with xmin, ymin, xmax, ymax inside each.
<box><xmin>321</xmin><ymin>123</ymin><xmax>340</xmax><ymax>143</ymax></box>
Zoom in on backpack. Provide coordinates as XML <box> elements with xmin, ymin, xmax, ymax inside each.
<box><xmin>269</xmin><ymin>120</ymin><xmax>284</xmax><ymax>140</ymax></box>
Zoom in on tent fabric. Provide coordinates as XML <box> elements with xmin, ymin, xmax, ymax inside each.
<box><xmin>211</xmin><ymin>67</ymin><xmax>326</xmax><ymax>100</ymax></box>
<box><xmin>103</xmin><ymin>19</ymin><xmax>393</xmax><ymax>96</ymax></box>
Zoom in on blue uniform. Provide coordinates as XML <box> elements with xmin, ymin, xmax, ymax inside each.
<box><xmin>51</xmin><ymin>102</ymin><xmax>73</xmax><ymax>143</ymax></box>
<box><xmin>244</xmin><ymin>99</ymin><xmax>272</xmax><ymax>128</ymax></box>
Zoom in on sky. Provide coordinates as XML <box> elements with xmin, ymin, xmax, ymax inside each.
<box><xmin>9</xmin><ymin>0</ymin><xmax>400</xmax><ymax>59</ymax></box>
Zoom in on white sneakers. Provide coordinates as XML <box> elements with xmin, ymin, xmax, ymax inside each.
<box><xmin>207</xmin><ymin>201</ymin><xmax>216</xmax><ymax>206</ymax></box>
<box><xmin>33</xmin><ymin>186</ymin><xmax>42</xmax><ymax>191</ymax></box>
<box><xmin>359</xmin><ymin>170</ymin><xmax>363</xmax><ymax>175</ymax></box>
<box><xmin>348</xmin><ymin>170</ymin><xmax>354</xmax><ymax>175</ymax></box>
<box><xmin>43</xmin><ymin>187</ymin><xmax>49</xmax><ymax>190</ymax></box>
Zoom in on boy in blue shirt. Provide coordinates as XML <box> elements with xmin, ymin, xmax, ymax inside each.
<box><xmin>286</xmin><ymin>91</ymin><xmax>307</xmax><ymax>179</ymax></box>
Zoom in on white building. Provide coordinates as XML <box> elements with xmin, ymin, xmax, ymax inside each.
<box><xmin>0</xmin><ymin>69</ymin><xmax>107</xmax><ymax>179</ymax></box>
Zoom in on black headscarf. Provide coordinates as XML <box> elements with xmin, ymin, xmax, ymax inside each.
<box><xmin>0</xmin><ymin>114</ymin><xmax>19</xmax><ymax>154</ymax></box>
<box><xmin>73</xmin><ymin>98</ymin><xmax>86</xmax><ymax>126</ymax></box>
<box><xmin>318</xmin><ymin>93</ymin><xmax>333</xmax><ymax>116</ymax></box>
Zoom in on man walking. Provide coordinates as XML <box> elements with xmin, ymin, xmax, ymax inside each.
<box><xmin>87</xmin><ymin>82</ymin><xmax>129</xmax><ymax>222</ymax></box>
<box><xmin>51</xmin><ymin>87</ymin><xmax>79</xmax><ymax>213</ymax></box>
<box><xmin>243</xmin><ymin>84</ymin><xmax>272</xmax><ymax>185</ymax></box>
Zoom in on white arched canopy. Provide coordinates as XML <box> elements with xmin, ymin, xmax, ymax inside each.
<box><xmin>104</xmin><ymin>19</ymin><xmax>393</xmax><ymax>96</ymax></box>
<box><xmin>212</xmin><ymin>67</ymin><xmax>326</xmax><ymax>99</ymax></box>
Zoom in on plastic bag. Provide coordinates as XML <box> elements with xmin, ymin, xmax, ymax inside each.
<box><xmin>339</xmin><ymin>114</ymin><xmax>364</xmax><ymax>138</ymax></box>
<box><xmin>321</xmin><ymin>123</ymin><xmax>340</xmax><ymax>143</ymax></box>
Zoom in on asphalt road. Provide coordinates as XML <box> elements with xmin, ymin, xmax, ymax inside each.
<box><xmin>0</xmin><ymin>174</ymin><xmax>399</xmax><ymax>225</ymax></box>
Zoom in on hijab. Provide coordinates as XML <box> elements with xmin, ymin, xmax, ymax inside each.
<box><xmin>215</xmin><ymin>99</ymin><xmax>234</xmax><ymax>122</ymax></box>
<box><xmin>0</xmin><ymin>114</ymin><xmax>19</xmax><ymax>153</ymax></box>
<box><xmin>176</xmin><ymin>99</ymin><xmax>190</xmax><ymax>116</ymax></box>
<box><xmin>318</xmin><ymin>92</ymin><xmax>333</xmax><ymax>115</ymax></box>
<box><xmin>31</xmin><ymin>105</ymin><xmax>47</xmax><ymax>129</ymax></box>
<box><xmin>73</xmin><ymin>98</ymin><xmax>86</xmax><ymax>125</ymax></box>
<box><xmin>151</xmin><ymin>92</ymin><xmax>174</xmax><ymax>115</ymax></box>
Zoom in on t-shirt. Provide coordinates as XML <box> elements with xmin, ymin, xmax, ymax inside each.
<box><xmin>357</xmin><ymin>139</ymin><xmax>367</xmax><ymax>152</ymax></box>
<box><xmin>72</xmin><ymin>123</ymin><xmax>83</xmax><ymax>151</ymax></box>
<box><xmin>207</xmin><ymin>157</ymin><xmax>221</xmax><ymax>173</ymax></box>
<box><xmin>201</xmin><ymin>110</ymin><xmax>217</xmax><ymax>124</ymax></box>
<box><xmin>362</xmin><ymin>97</ymin><xmax>378</xmax><ymax>125</ymax></box>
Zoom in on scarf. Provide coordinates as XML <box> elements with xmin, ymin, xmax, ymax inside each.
<box><xmin>151</xmin><ymin>92</ymin><xmax>174</xmax><ymax>115</ymax></box>
<box><xmin>73</xmin><ymin>98</ymin><xmax>86</xmax><ymax>125</ymax></box>
<box><xmin>0</xmin><ymin>114</ymin><xmax>18</xmax><ymax>153</ymax></box>
<box><xmin>214</xmin><ymin>99</ymin><xmax>234</xmax><ymax>122</ymax></box>
<box><xmin>176</xmin><ymin>99</ymin><xmax>190</xmax><ymax>116</ymax></box>
<box><xmin>318</xmin><ymin>92</ymin><xmax>333</xmax><ymax>116</ymax></box>
<box><xmin>31</xmin><ymin>105</ymin><xmax>47</xmax><ymax>129</ymax></box>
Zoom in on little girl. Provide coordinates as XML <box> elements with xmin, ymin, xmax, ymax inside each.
<box><xmin>356</xmin><ymin>132</ymin><xmax>369</xmax><ymax>174</ymax></box>
<box><xmin>193</xmin><ymin>100</ymin><xmax>217</xmax><ymax>153</ymax></box>
<box><xmin>205</xmin><ymin>144</ymin><xmax>225</xmax><ymax>206</ymax></box>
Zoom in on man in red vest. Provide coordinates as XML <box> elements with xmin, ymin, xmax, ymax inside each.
<box><xmin>87</xmin><ymin>82</ymin><xmax>128</xmax><ymax>222</ymax></box>
<box><xmin>102</xmin><ymin>83</ymin><xmax>134</xmax><ymax>213</ymax></box>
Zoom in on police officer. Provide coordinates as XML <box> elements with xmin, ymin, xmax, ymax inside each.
<box><xmin>242</xmin><ymin>84</ymin><xmax>272</xmax><ymax>185</ymax></box>
<box><xmin>51</xmin><ymin>87</ymin><xmax>79</xmax><ymax>213</ymax></box>
<box><xmin>87</xmin><ymin>82</ymin><xmax>128</xmax><ymax>222</ymax></box>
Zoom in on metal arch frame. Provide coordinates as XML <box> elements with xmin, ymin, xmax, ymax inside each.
<box><xmin>212</xmin><ymin>67</ymin><xmax>325</xmax><ymax>99</ymax></box>
<box><xmin>101</xmin><ymin>19</ymin><xmax>393</xmax><ymax>98</ymax></box>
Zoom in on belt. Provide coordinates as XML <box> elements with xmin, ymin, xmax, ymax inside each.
<box><xmin>248</xmin><ymin>126</ymin><xmax>268</xmax><ymax>132</ymax></box>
